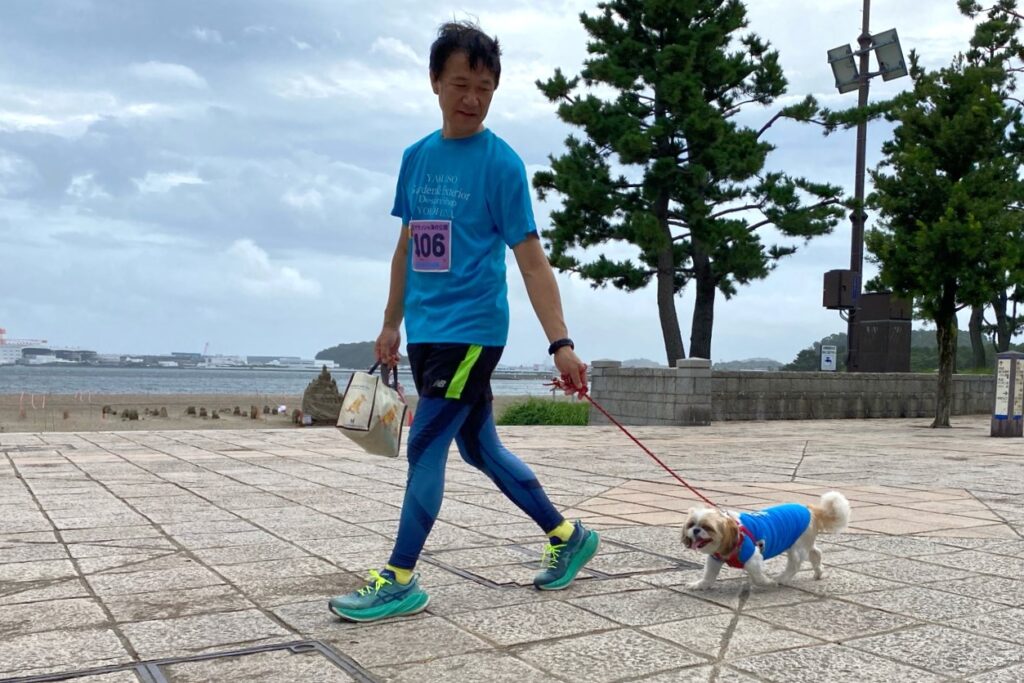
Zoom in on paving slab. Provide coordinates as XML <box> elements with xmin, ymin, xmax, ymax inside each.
<box><xmin>1</xmin><ymin>416</ymin><xmax>1022</xmax><ymax>681</ymax></box>
<box><xmin>376</xmin><ymin>652</ymin><xmax>549</xmax><ymax>683</ymax></box>
<box><xmin>119</xmin><ymin>609</ymin><xmax>292</xmax><ymax>659</ymax></box>
<box><xmin>847</xmin><ymin>624</ymin><xmax>1023</xmax><ymax>678</ymax></box>
<box><xmin>161</xmin><ymin>649</ymin><xmax>355</xmax><ymax>683</ymax></box>
<box><xmin>518</xmin><ymin>629</ymin><xmax>707</xmax><ymax>682</ymax></box>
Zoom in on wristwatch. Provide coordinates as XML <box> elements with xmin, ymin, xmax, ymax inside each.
<box><xmin>547</xmin><ymin>338</ymin><xmax>574</xmax><ymax>356</ymax></box>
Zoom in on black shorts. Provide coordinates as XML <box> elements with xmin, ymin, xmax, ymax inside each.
<box><xmin>406</xmin><ymin>343</ymin><xmax>503</xmax><ymax>403</ymax></box>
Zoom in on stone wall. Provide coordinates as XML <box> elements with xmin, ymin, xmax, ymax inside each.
<box><xmin>589</xmin><ymin>359</ymin><xmax>712</xmax><ymax>426</ymax></box>
<box><xmin>588</xmin><ymin>359</ymin><xmax>994</xmax><ymax>425</ymax></box>
<box><xmin>711</xmin><ymin>370</ymin><xmax>992</xmax><ymax>421</ymax></box>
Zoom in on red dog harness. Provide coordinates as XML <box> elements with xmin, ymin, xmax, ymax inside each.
<box><xmin>713</xmin><ymin>525</ymin><xmax>759</xmax><ymax>569</ymax></box>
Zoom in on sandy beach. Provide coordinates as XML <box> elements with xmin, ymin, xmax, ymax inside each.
<box><xmin>0</xmin><ymin>392</ymin><xmax>531</xmax><ymax>433</ymax></box>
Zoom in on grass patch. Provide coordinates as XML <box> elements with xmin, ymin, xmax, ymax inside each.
<box><xmin>496</xmin><ymin>397</ymin><xmax>589</xmax><ymax>426</ymax></box>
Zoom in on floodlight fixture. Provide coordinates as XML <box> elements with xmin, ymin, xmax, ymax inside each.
<box><xmin>827</xmin><ymin>44</ymin><xmax>860</xmax><ymax>94</ymax></box>
<box><xmin>871</xmin><ymin>28</ymin><xmax>908</xmax><ymax>81</ymax></box>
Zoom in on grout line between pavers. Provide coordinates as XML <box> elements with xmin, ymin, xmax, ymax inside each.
<box><xmin>964</xmin><ymin>489</ymin><xmax>1024</xmax><ymax>540</ymax></box>
<box><xmin>68</xmin><ymin>430</ymin><xmax>546</xmax><ymax>643</ymax></box>
<box><xmin>1</xmin><ymin>448</ymin><xmax>143</xmax><ymax>667</ymax></box>
<box><xmin>788</xmin><ymin>441</ymin><xmax>810</xmax><ymax>482</ymax></box>
<box><xmin>47</xmin><ymin>434</ymin><xmax>304</xmax><ymax>638</ymax></box>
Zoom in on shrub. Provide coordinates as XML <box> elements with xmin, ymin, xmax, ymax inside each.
<box><xmin>496</xmin><ymin>398</ymin><xmax>589</xmax><ymax>426</ymax></box>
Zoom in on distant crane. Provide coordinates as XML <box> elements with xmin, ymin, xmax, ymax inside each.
<box><xmin>0</xmin><ymin>327</ymin><xmax>47</xmax><ymax>346</ymax></box>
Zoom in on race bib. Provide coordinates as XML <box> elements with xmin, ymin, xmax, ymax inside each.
<box><xmin>410</xmin><ymin>220</ymin><xmax>451</xmax><ymax>272</ymax></box>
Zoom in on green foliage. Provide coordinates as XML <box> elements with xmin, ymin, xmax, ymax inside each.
<box><xmin>785</xmin><ymin>329</ymin><xmax>1024</xmax><ymax>373</ymax></box>
<box><xmin>535</xmin><ymin>0</ymin><xmax>845</xmax><ymax>363</ymax></box>
<box><xmin>783</xmin><ymin>333</ymin><xmax>848</xmax><ymax>371</ymax></box>
<box><xmin>909</xmin><ymin>345</ymin><xmax>992</xmax><ymax>373</ymax></box>
<box><xmin>865</xmin><ymin>48</ymin><xmax>1024</xmax><ymax>425</ymax></box>
<box><xmin>958</xmin><ymin>0</ymin><xmax>1024</xmax><ymax>350</ymax></box>
<box><xmin>315</xmin><ymin>341</ymin><xmax>392</xmax><ymax>369</ymax></box>
<box><xmin>496</xmin><ymin>398</ymin><xmax>589</xmax><ymax>426</ymax></box>
<box><xmin>867</xmin><ymin>55</ymin><xmax>1023</xmax><ymax>319</ymax></box>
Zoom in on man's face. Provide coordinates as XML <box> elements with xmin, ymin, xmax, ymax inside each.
<box><xmin>431</xmin><ymin>50</ymin><xmax>496</xmax><ymax>139</ymax></box>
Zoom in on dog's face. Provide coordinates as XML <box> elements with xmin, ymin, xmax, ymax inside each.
<box><xmin>682</xmin><ymin>507</ymin><xmax>738</xmax><ymax>556</ymax></box>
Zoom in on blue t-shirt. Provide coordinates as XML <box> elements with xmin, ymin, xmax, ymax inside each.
<box><xmin>391</xmin><ymin>128</ymin><xmax>537</xmax><ymax>346</ymax></box>
<box><xmin>730</xmin><ymin>504</ymin><xmax>811</xmax><ymax>564</ymax></box>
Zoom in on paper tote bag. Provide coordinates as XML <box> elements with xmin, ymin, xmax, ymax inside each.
<box><xmin>337</xmin><ymin>363</ymin><xmax>407</xmax><ymax>457</ymax></box>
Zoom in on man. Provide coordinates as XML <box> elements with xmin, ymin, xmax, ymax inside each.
<box><xmin>328</xmin><ymin>20</ymin><xmax>598</xmax><ymax>623</ymax></box>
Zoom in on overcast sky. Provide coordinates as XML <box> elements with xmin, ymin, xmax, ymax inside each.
<box><xmin>0</xmin><ymin>0</ymin><xmax>1001</xmax><ymax>366</ymax></box>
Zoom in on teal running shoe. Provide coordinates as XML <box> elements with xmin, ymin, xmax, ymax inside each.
<box><xmin>533</xmin><ymin>521</ymin><xmax>600</xmax><ymax>591</ymax></box>
<box><xmin>328</xmin><ymin>569</ymin><xmax>430</xmax><ymax>623</ymax></box>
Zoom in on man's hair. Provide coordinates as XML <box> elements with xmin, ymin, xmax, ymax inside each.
<box><xmin>429</xmin><ymin>21</ymin><xmax>502</xmax><ymax>87</ymax></box>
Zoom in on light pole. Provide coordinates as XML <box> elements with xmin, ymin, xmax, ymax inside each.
<box><xmin>826</xmin><ymin>0</ymin><xmax>908</xmax><ymax>371</ymax></box>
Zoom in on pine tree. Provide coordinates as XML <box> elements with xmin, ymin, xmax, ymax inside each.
<box><xmin>866</xmin><ymin>53</ymin><xmax>1024</xmax><ymax>427</ymax></box>
<box><xmin>534</xmin><ymin>0</ymin><xmax>844</xmax><ymax>365</ymax></box>
<box><xmin>960</xmin><ymin>0</ymin><xmax>1024</xmax><ymax>352</ymax></box>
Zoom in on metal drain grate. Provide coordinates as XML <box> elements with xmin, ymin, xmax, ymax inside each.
<box><xmin>0</xmin><ymin>640</ymin><xmax>378</xmax><ymax>683</ymax></box>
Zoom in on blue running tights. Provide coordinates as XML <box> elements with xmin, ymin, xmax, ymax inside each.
<box><xmin>388</xmin><ymin>396</ymin><xmax>564</xmax><ymax>569</ymax></box>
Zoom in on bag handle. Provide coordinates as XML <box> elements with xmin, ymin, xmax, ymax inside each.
<box><xmin>367</xmin><ymin>361</ymin><xmax>399</xmax><ymax>390</ymax></box>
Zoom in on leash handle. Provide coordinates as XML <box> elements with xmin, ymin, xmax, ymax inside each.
<box><xmin>368</xmin><ymin>362</ymin><xmax>400</xmax><ymax>390</ymax></box>
<box><xmin>546</xmin><ymin>377</ymin><xmax>719</xmax><ymax>510</ymax></box>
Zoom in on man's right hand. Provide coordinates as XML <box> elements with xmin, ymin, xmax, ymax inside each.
<box><xmin>375</xmin><ymin>326</ymin><xmax>401</xmax><ymax>366</ymax></box>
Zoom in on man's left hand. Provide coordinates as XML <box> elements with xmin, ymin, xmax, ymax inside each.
<box><xmin>553</xmin><ymin>347</ymin><xmax>587</xmax><ymax>395</ymax></box>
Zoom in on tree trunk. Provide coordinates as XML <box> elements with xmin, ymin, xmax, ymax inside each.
<box><xmin>933</xmin><ymin>286</ymin><xmax>958</xmax><ymax>428</ymax></box>
<box><xmin>653</xmin><ymin>184</ymin><xmax>685</xmax><ymax>366</ymax></box>
<box><xmin>992</xmin><ymin>290</ymin><xmax>1012</xmax><ymax>352</ymax></box>
<box><xmin>656</xmin><ymin>245</ymin><xmax>685</xmax><ymax>365</ymax></box>
<box><xmin>969</xmin><ymin>305</ymin><xmax>987</xmax><ymax>369</ymax></box>
<box><xmin>689</xmin><ymin>240</ymin><xmax>715</xmax><ymax>360</ymax></box>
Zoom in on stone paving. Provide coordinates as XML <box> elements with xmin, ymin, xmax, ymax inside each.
<box><xmin>0</xmin><ymin>416</ymin><xmax>1022</xmax><ymax>682</ymax></box>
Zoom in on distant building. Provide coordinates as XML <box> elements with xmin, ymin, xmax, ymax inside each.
<box><xmin>199</xmin><ymin>355</ymin><xmax>247</xmax><ymax>368</ymax></box>
<box><xmin>0</xmin><ymin>346</ymin><xmax>22</xmax><ymax>365</ymax></box>
<box><xmin>25</xmin><ymin>354</ymin><xmax>64</xmax><ymax>365</ymax></box>
<box><xmin>246</xmin><ymin>356</ymin><xmax>336</xmax><ymax>370</ymax></box>
<box><xmin>54</xmin><ymin>349</ymin><xmax>97</xmax><ymax>363</ymax></box>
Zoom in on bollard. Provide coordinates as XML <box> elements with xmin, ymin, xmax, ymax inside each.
<box><xmin>991</xmin><ymin>351</ymin><xmax>1024</xmax><ymax>437</ymax></box>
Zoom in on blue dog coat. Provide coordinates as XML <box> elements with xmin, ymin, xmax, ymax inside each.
<box><xmin>714</xmin><ymin>504</ymin><xmax>812</xmax><ymax>568</ymax></box>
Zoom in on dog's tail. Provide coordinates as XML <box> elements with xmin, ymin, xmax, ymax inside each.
<box><xmin>810</xmin><ymin>491</ymin><xmax>850</xmax><ymax>533</ymax></box>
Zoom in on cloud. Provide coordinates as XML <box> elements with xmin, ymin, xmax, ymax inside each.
<box><xmin>227</xmin><ymin>239</ymin><xmax>322</xmax><ymax>297</ymax></box>
<box><xmin>129</xmin><ymin>61</ymin><xmax>208</xmax><ymax>89</ymax></box>
<box><xmin>282</xmin><ymin>187</ymin><xmax>324</xmax><ymax>211</ymax></box>
<box><xmin>0</xmin><ymin>88</ymin><xmax>170</xmax><ymax>138</ymax></box>
<box><xmin>0</xmin><ymin>151</ymin><xmax>40</xmax><ymax>197</ymax></box>
<box><xmin>66</xmin><ymin>173</ymin><xmax>111</xmax><ymax>200</ymax></box>
<box><xmin>244</xmin><ymin>25</ymin><xmax>275</xmax><ymax>36</ymax></box>
<box><xmin>190</xmin><ymin>27</ymin><xmax>224</xmax><ymax>44</ymax></box>
<box><xmin>371</xmin><ymin>37</ymin><xmax>422</xmax><ymax>65</ymax></box>
<box><xmin>133</xmin><ymin>171</ymin><xmax>205</xmax><ymax>194</ymax></box>
<box><xmin>273</xmin><ymin>62</ymin><xmax>426</xmax><ymax>112</ymax></box>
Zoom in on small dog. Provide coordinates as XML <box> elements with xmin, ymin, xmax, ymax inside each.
<box><xmin>682</xmin><ymin>491</ymin><xmax>850</xmax><ymax>590</ymax></box>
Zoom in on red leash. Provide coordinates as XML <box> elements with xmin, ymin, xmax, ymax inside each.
<box><xmin>547</xmin><ymin>378</ymin><xmax>719</xmax><ymax>510</ymax></box>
